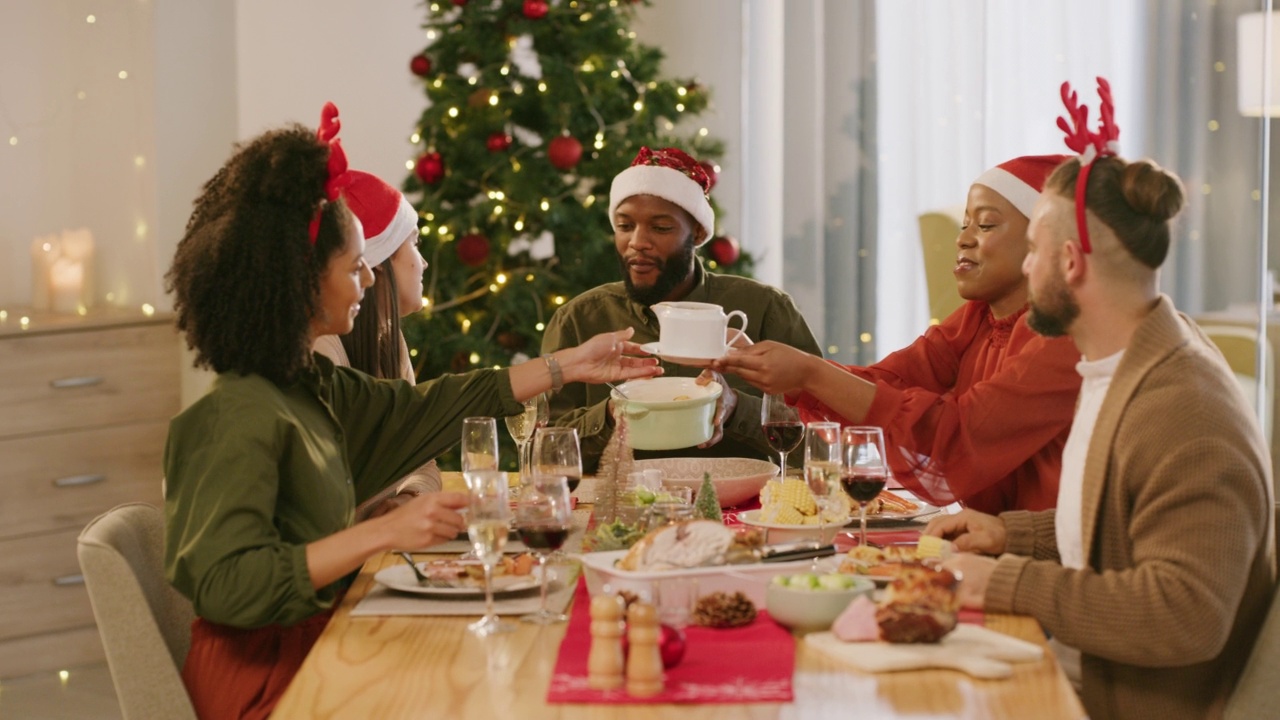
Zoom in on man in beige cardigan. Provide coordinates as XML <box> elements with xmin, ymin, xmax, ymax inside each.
<box><xmin>927</xmin><ymin>150</ymin><xmax>1275</xmax><ymax>720</ymax></box>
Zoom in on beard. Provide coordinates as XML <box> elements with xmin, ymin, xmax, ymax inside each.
<box><xmin>1027</xmin><ymin>270</ymin><xmax>1080</xmax><ymax>337</ymax></box>
<box><xmin>619</xmin><ymin>234</ymin><xmax>696</xmax><ymax>306</ymax></box>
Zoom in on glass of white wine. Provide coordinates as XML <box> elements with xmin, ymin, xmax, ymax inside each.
<box><xmin>460</xmin><ymin>417</ymin><xmax>499</xmax><ymax>560</ymax></box>
<box><xmin>467</xmin><ymin>469</ymin><xmax>515</xmax><ymax>637</ymax></box>
<box><xmin>505</xmin><ymin>393</ymin><xmax>549</xmax><ymax>491</ymax></box>
<box><xmin>803</xmin><ymin>421</ymin><xmax>843</xmax><ymax>548</ymax></box>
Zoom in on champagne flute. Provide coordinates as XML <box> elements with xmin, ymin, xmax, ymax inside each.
<box><xmin>467</xmin><ymin>469</ymin><xmax>515</xmax><ymax>637</ymax></box>
<box><xmin>460</xmin><ymin>417</ymin><xmax>499</xmax><ymax>560</ymax></box>
<box><xmin>803</xmin><ymin>421</ymin><xmax>842</xmax><ymax>548</ymax></box>
<box><xmin>515</xmin><ymin>475</ymin><xmax>573</xmax><ymax>624</ymax></box>
<box><xmin>840</xmin><ymin>426</ymin><xmax>889</xmax><ymax>549</ymax></box>
<box><xmin>505</xmin><ymin>393</ymin><xmax>549</xmax><ymax>491</ymax></box>
<box><xmin>462</xmin><ymin>416</ymin><xmax>500</xmax><ymax>483</ymax></box>
<box><xmin>761</xmin><ymin>393</ymin><xmax>804</xmax><ymax>480</ymax></box>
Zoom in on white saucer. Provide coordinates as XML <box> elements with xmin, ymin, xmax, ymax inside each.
<box><xmin>639</xmin><ymin>341</ymin><xmax>723</xmax><ymax>368</ymax></box>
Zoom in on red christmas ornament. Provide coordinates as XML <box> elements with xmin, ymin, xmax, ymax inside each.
<box><xmin>486</xmin><ymin>131</ymin><xmax>511</xmax><ymax>153</ymax></box>
<box><xmin>409</xmin><ymin>54</ymin><xmax>432</xmax><ymax>78</ymax></box>
<box><xmin>699</xmin><ymin>161</ymin><xmax>718</xmax><ymax>192</ymax></box>
<box><xmin>522</xmin><ymin>0</ymin><xmax>549</xmax><ymax>19</ymax></box>
<box><xmin>547</xmin><ymin>135</ymin><xmax>583</xmax><ymax>171</ymax></box>
<box><xmin>659</xmin><ymin>624</ymin><xmax>686</xmax><ymax>669</ymax></box>
<box><xmin>456</xmin><ymin>233</ymin><xmax>491</xmax><ymax>267</ymax></box>
<box><xmin>452</xmin><ymin>0</ymin><xmax>467</xmax><ymax>5</ymax></box>
<box><xmin>415</xmin><ymin>152</ymin><xmax>444</xmax><ymax>184</ymax></box>
<box><xmin>707</xmin><ymin>235</ymin><xmax>740</xmax><ymax>266</ymax></box>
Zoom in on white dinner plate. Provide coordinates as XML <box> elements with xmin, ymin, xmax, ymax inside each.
<box><xmin>375</xmin><ymin>561</ymin><xmax>541</xmax><ymax>597</ymax></box>
<box><xmin>860</xmin><ymin>490</ymin><xmax>941</xmax><ymax>525</ymax></box>
<box><xmin>639</xmin><ymin>341</ymin><xmax>721</xmax><ymax>368</ymax></box>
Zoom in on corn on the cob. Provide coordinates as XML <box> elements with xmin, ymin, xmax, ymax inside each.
<box><xmin>778</xmin><ymin>478</ymin><xmax>817</xmax><ymax>515</ymax></box>
<box><xmin>915</xmin><ymin>534</ymin><xmax>951</xmax><ymax>560</ymax></box>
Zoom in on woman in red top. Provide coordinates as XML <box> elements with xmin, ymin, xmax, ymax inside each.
<box><xmin>715</xmin><ymin>155</ymin><xmax>1081</xmax><ymax>513</ymax></box>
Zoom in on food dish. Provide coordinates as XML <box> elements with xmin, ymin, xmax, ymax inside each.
<box><xmin>375</xmin><ymin>561</ymin><xmax>540</xmax><ymax>597</ymax></box>
<box><xmin>577</xmin><ymin>549</ymin><xmax>816</xmax><ymax>606</ymax></box>
<box><xmin>737</xmin><ymin>509</ymin><xmax>848</xmax><ymax>545</ymax></box>
<box><xmin>634</xmin><ymin>456</ymin><xmax>778</xmax><ymax>507</ymax></box>
<box><xmin>639</xmin><ymin>341</ymin><xmax>721</xmax><ymax>368</ymax></box>
<box><xmin>862</xmin><ymin>490</ymin><xmax>940</xmax><ymax>525</ymax></box>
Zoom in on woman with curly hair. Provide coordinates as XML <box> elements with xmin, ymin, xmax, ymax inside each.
<box><xmin>164</xmin><ymin>120</ymin><xmax>658</xmax><ymax>720</ymax></box>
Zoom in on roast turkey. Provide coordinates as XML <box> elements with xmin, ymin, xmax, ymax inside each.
<box><xmin>617</xmin><ymin>520</ymin><xmax>737</xmax><ymax>571</ymax></box>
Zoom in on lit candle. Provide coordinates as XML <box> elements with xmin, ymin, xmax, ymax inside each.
<box><xmin>30</xmin><ymin>234</ymin><xmax>58</xmax><ymax>310</ymax></box>
<box><xmin>61</xmin><ymin>228</ymin><xmax>95</xmax><ymax>307</ymax></box>
<box><xmin>49</xmin><ymin>257</ymin><xmax>84</xmax><ymax>314</ymax></box>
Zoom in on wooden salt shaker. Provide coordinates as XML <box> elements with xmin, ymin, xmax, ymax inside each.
<box><xmin>625</xmin><ymin>602</ymin><xmax>664</xmax><ymax>697</ymax></box>
<box><xmin>587</xmin><ymin>594</ymin><xmax>626</xmax><ymax>690</ymax></box>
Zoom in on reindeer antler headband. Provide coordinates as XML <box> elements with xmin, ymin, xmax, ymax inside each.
<box><xmin>308</xmin><ymin>101</ymin><xmax>357</xmax><ymax>243</ymax></box>
<box><xmin>1056</xmin><ymin>77</ymin><xmax>1121</xmax><ymax>254</ymax></box>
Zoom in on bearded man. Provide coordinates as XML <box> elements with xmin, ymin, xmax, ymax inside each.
<box><xmin>541</xmin><ymin>147</ymin><xmax>820</xmax><ymax>472</ymax></box>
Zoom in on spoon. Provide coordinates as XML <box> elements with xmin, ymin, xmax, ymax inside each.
<box><xmin>606</xmin><ymin>381</ymin><xmax>630</xmax><ymax>399</ymax></box>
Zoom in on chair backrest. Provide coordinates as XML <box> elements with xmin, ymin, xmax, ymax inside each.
<box><xmin>1226</xmin><ymin>579</ymin><xmax>1280</xmax><ymax>720</ymax></box>
<box><xmin>917</xmin><ymin>206</ymin><xmax>966</xmax><ymax>325</ymax></box>
<box><xmin>77</xmin><ymin>502</ymin><xmax>197</xmax><ymax>720</ymax></box>
<box><xmin>1200</xmin><ymin>324</ymin><xmax>1274</xmax><ymax>440</ymax></box>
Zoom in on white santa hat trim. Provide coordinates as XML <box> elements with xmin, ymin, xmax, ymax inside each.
<box><xmin>971</xmin><ymin>154</ymin><xmax>1069</xmax><ymax>220</ymax></box>
<box><xmin>972</xmin><ymin>167</ymin><xmax>1042</xmax><ymax>219</ymax></box>
<box><xmin>609</xmin><ymin>164</ymin><xmax>715</xmax><ymax>246</ymax></box>
<box><xmin>362</xmin><ymin>195</ymin><xmax>418</xmax><ymax>268</ymax></box>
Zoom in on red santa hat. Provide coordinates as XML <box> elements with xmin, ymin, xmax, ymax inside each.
<box><xmin>313</xmin><ymin>101</ymin><xmax>418</xmax><ymax>265</ymax></box>
<box><xmin>971</xmin><ymin>154</ymin><xmax>1070</xmax><ymax>219</ymax></box>
<box><xmin>340</xmin><ymin>171</ymin><xmax>419</xmax><ymax>268</ymax></box>
<box><xmin>608</xmin><ymin>147</ymin><xmax>715</xmax><ymax>245</ymax></box>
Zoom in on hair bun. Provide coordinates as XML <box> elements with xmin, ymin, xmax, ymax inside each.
<box><xmin>1121</xmin><ymin>160</ymin><xmax>1185</xmax><ymax>224</ymax></box>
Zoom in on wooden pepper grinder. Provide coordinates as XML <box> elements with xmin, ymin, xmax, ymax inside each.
<box><xmin>587</xmin><ymin>594</ymin><xmax>626</xmax><ymax>690</ymax></box>
<box><xmin>625</xmin><ymin>602</ymin><xmax>664</xmax><ymax>697</ymax></box>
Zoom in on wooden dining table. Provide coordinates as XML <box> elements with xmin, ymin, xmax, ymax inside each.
<box><xmin>270</xmin><ymin>477</ymin><xmax>1087</xmax><ymax>719</ymax></box>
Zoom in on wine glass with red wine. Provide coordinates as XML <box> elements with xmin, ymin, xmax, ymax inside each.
<box><xmin>840</xmin><ymin>426</ymin><xmax>889</xmax><ymax>548</ymax></box>
<box><xmin>515</xmin><ymin>475</ymin><xmax>573</xmax><ymax>624</ymax></box>
<box><xmin>761</xmin><ymin>394</ymin><xmax>804</xmax><ymax>480</ymax></box>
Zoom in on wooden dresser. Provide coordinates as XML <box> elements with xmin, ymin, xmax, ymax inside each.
<box><xmin>0</xmin><ymin>308</ymin><xmax>179</xmax><ymax>678</ymax></box>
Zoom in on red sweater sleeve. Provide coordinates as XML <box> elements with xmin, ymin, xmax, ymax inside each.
<box><xmin>793</xmin><ymin>303</ymin><xmax>1081</xmax><ymax>511</ymax></box>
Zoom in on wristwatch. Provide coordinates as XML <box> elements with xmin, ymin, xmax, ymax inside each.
<box><xmin>543</xmin><ymin>353</ymin><xmax>564</xmax><ymax>393</ymax></box>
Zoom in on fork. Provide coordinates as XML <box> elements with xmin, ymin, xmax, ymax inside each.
<box><xmin>397</xmin><ymin>551</ymin><xmax>440</xmax><ymax>586</ymax></box>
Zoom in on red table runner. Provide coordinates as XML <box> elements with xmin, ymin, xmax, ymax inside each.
<box><xmin>546</xmin><ymin>577</ymin><xmax>795</xmax><ymax>704</ymax></box>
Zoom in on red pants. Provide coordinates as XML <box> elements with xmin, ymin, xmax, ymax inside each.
<box><xmin>182</xmin><ymin>611</ymin><xmax>332</xmax><ymax>720</ymax></box>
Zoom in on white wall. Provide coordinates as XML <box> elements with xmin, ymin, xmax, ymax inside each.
<box><xmin>234</xmin><ymin>0</ymin><xmax>429</xmax><ymax>188</ymax></box>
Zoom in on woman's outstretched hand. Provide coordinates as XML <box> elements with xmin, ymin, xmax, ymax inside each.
<box><xmin>711</xmin><ymin>340</ymin><xmax>814</xmax><ymax>395</ymax></box>
<box><xmin>561</xmin><ymin>327</ymin><xmax>663</xmax><ymax>385</ymax></box>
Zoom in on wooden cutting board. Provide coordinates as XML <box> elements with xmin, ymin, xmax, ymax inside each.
<box><xmin>805</xmin><ymin>624</ymin><xmax>1044</xmax><ymax>679</ymax></box>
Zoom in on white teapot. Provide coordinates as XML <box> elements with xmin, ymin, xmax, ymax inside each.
<box><xmin>651</xmin><ymin>301</ymin><xmax>748</xmax><ymax>359</ymax></box>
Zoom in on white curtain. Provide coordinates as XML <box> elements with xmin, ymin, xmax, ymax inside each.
<box><xmin>873</xmin><ymin>0</ymin><xmax>1143</xmax><ymax>356</ymax></box>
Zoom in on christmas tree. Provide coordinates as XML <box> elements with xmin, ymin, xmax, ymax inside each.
<box><xmin>401</xmin><ymin>0</ymin><xmax>752</xmax><ymax>469</ymax></box>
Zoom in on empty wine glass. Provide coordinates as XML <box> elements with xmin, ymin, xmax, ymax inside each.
<box><xmin>803</xmin><ymin>421</ymin><xmax>842</xmax><ymax>548</ymax></box>
<box><xmin>515</xmin><ymin>475</ymin><xmax>572</xmax><ymax>624</ymax></box>
<box><xmin>531</xmin><ymin>426</ymin><xmax>582</xmax><ymax>495</ymax></box>
<box><xmin>505</xmin><ymin>393</ymin><xmax>549</xmax><ymax>491</ymax></box>
<box><xmin>467</xmin><ymin>469</ymin><xmax>515</xmax><ymax>637</ymax></box>
<box><xmin>840</xmin><ymin>426</ymin><xmax>889</xmax><ymax>549</ymax></box>
<box><xmin>761</xmin><ymin>394</ymin><xmax>804</xmax><ymax>480</ymax></box>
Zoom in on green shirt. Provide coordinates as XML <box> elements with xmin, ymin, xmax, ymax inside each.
<box><xmin>163</xmin><ymin>355</ymin><xmax>521</xmax><ymax>628</ymax></box>
<box><xmin>540</xmin><ymin>261</ymin><xmax>821</xmax><ymax>472</ymax></box>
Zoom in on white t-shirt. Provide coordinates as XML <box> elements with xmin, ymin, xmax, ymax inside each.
<box><xmin>1056</xmin><ymin>350</ymin><xmax>1124</xmax><ymax>571</ymax></box>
